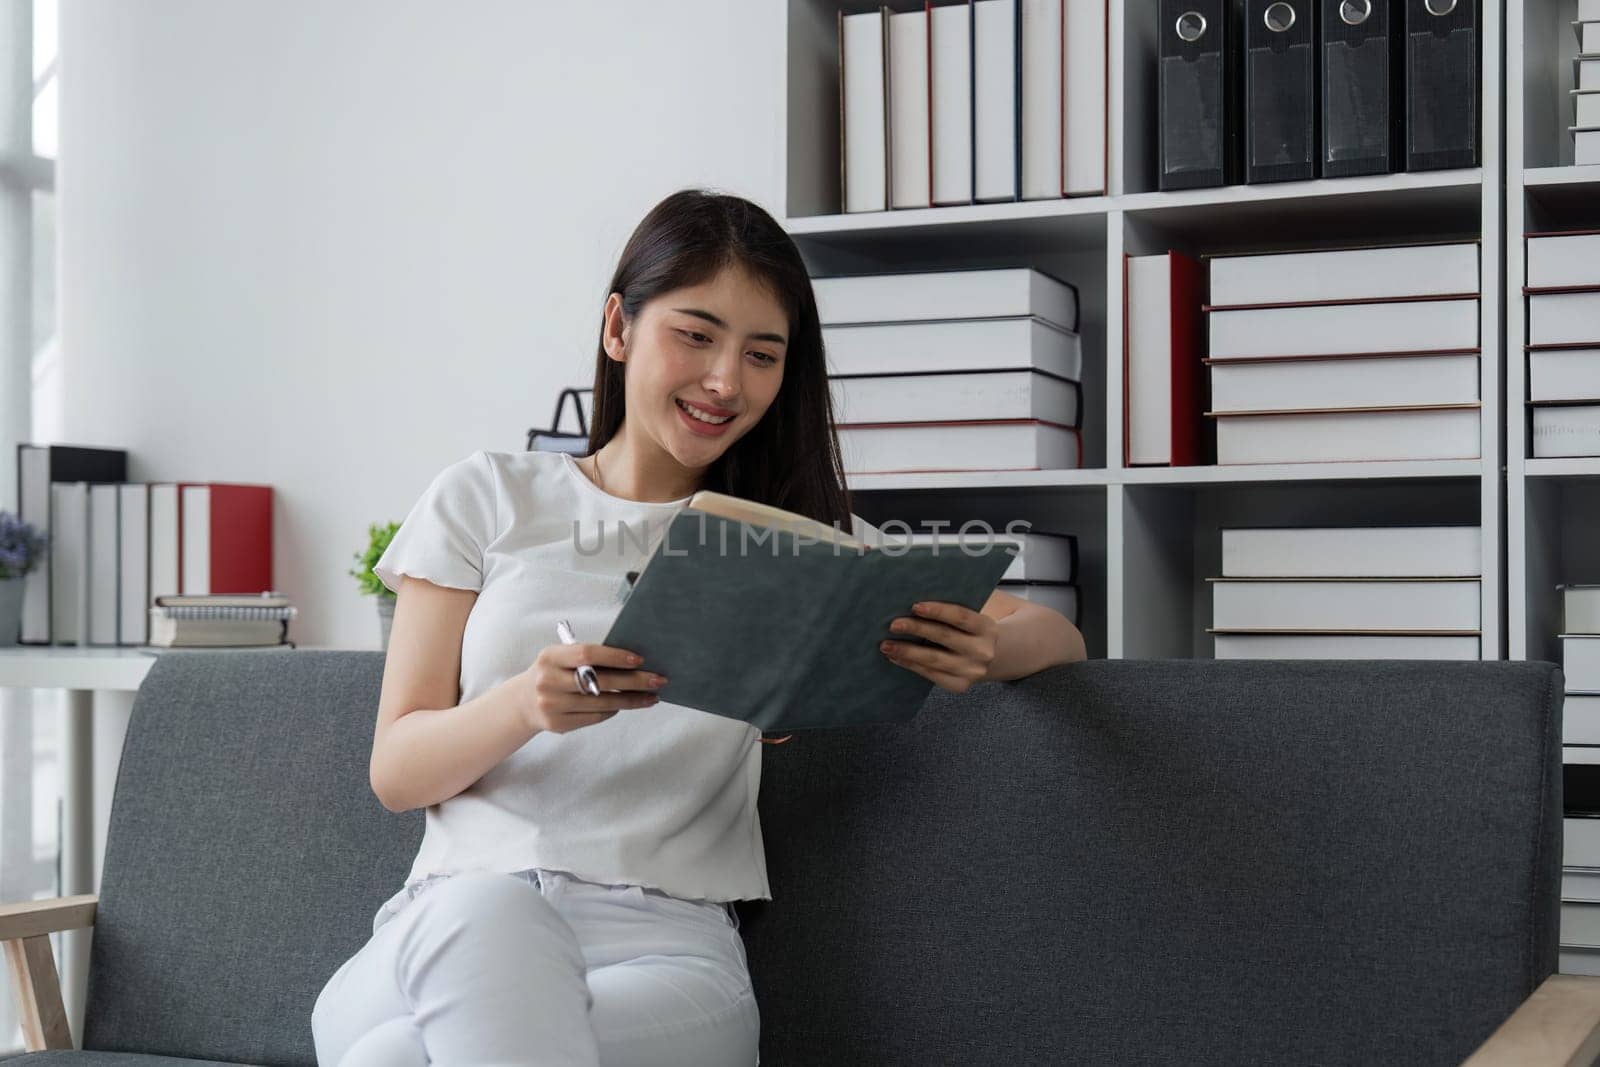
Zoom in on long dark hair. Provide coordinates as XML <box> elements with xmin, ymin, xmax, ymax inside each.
<box><xmin>585</xmin><ymin>188</ymin><xmax>853</xmax><ymax>530</ymax></box>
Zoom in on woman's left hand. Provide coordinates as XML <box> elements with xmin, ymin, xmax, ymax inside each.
<box><xmin>879</xmin><ymin>601</ymin><xmax>998</xmax><ymax>694</ymax></box>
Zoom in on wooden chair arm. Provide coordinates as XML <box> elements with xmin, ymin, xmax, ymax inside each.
<box><xmin>0</xmin><ymin>894</ymin><xmax>96</xmax><ymax>1053</ymax></box>
<box><xmin>1462</xmin><ymin>973</ymin><xmax>1600</xmax><ymax>1065</ymax></box>
<box><xmin>0</xmin><ymin>894</ymin><xmax>97</xmax><ymax>940</ymax></box>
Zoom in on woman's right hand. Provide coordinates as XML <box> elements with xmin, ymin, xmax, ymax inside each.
<box><xmin>514</xmin><ymin>643</ymin><xmax>668</xmax><ymax>735</ymax></box>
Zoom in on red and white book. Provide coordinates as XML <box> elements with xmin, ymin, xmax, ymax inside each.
<box><xmin>1567</xmin><ymin>636</ymin><xmax>1600</xmax><ymax>691</ymax></box>
<box><xmin>1565</xmin><ymin>585</ymin><xmax>1600</xmax><ymax>634</ymax></box>
<box><xmin>1124</xmin><ymin>251</ymin><xmax>1203</xmax><ymax>465</ymax></box>
<box><xmin>931</xmin><ymin>1</ymin><xmax>974</xmax><ymax>206</ymax></box>
<box><xmin>841</xmin><ymin>9</ymin><xmax>888</xmax><ymax>214</ymax></box>
<box><xmin>178</xmin><ymin>482</ymin><xmax>274</xmax><ymax>595</ymax></box>
<box><xmin>1569</xmin><ymin>695</ymin><xmax>1600</xmax><ymax>745</ymax></box>
<box><xmin>1526</xmin><ymin>230</ymin><xmax>1600</xmax><ymax>291</ymax></box>
<box><xmin>973</xmin><ymin>0</ymin><xmax>1018</xmax><ymax>203</ymax></box>
<box><xmin>830</xmin><ymin>369</ymin><xmax>1079</xmax><ymax>425</ymax></box>
<box><xmin>88</xmin><ymin>484</ymin><xmax>120</xmax><ymax>647</ymax></box>
<box><xmin>1207</xmin><ymin>241</ymin><xmax>1478</xmax><ymax>307</ymax></box>
<box><xmin>1209</xmin><ymin>352</ymin><xmax>1479</xmax><ymax>412</ymax></box>
<box><xmin>1021</xmin><ymin>0</ymin><xmax>1062</xmax><ymax>201</ymax></box>
<box><xmin>1210</xmin><ymin>405</ymin><xmax>1480</xmax><ymax>464</ymax></box>
<box><xmin>1207</xmin><ymin>297</ymin><xmax>1479</xmax><ymax>360</ymax></box>
<box><xmin>1533</xmin><ymin>404</ymin><xmax>1600</xmax><ymax>458</ymax></box>
<box><xmin>1220</xmin><ymin>526</ymin><xmax>1482</xmax><ymax>578</ymax></box>
<box><xmin>118</xmin><ymin>483</ymin><xmax>150</xmax><ymax>646</ymax></box>
<box><xmin>1529</xmin><ymin>291</ymin><xmax>1600</xmax><ymax>347</ymax></box>
<box><xmin>824</xmin><ymin>316</ymin><xmax>1082</xmax><ymax>378</ymax></box>
<box><xmin>888</xmin><ymin>9</ymin><xmax>931</xmax><ymax>209</ymax></box>
<box><xmin>814</xmin><ymin>267</ymin><xmax>1078</xmax><ymax>330</ymax></box>
<box><xmin>1529</xmin><ymin>348</ymin><xmax>1600</xmax><ymax>402</ymax></box>
<box><xmin>1211</xmin><ymin>632</ymin><xmax>1480</xmax><ymax>660</ymax></box>
<box><xmin>838</xmin><ymin>418</ymin><xmax>1081</xmax><ymax>473</ymax></box>
<box><xmin>1210</xmin><ymin>577</ymin><xmax>1481</xmax><ymax>632</ymax></box>
<box><xmin>1062</xmin><ymin>0</ymin><xmax>1107</xmax><ymax>196</ymax></box>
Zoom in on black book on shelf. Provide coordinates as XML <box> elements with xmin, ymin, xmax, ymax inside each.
<box><xmin>1321</xmin><ymin>0</ymin><xmax>1405</xmax><ymax>177</ymax></box>
<box><xmin>1244</xmin><ymin>0</ymin><xmax>1318</xmax><ymax>183</ymax></box>
<box><xmin>1568</xmin><ymin>761</ymin><xmax>1600</xmax><ymax>818</ymax></box>
<box><xmin>1403</xmin><ymin>0</ymin><xmax>1479</xmax><ymax>171</ymax></box>
<box><xmin>1158</xmin><ymin>0</ymin><xmax>1241</xmax><ymax>190</ymax></box>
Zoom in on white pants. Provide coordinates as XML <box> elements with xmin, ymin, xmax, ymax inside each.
<box><xmin>311</xmin><ymin>867</ymin><xmax>760</xmax><ymax>1066</ymax></box>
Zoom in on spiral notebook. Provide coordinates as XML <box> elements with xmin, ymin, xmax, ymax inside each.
<box><xmin>602</xmin><ymin>492</ymin><xmax>1017</xmax><ymax>733</ymax></box>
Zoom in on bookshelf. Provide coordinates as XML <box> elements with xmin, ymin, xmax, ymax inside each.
<box><xmin>783</xmin><ymin>0</ymin><xmax>1506</xmax><ymax>664</ymax></box>
<box><xmin>1508</xmin><ymin>0</ymin><xmax>1600</xmax><ymax>665</ymax></box>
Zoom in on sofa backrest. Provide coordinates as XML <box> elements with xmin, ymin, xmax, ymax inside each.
<box><xmin>83</xmin><ymin>650</ymin><xmax>419</xmax><ymax>1065</ymax></box>
<box><xmin>81</xmin><ymin>652</ymin><xmax>1562</xmax><ymax>1066</ymax></box>
<box><xmin>743</xmin><ymin>659</ymin><xmax>1563</xmax><ymax>1066</ymax></box>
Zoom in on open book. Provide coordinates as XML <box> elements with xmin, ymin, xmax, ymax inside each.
<box><xmin>602</xmin><ymin>490</ymin><xmax>1017</xmax><ymax>732</ymax></box>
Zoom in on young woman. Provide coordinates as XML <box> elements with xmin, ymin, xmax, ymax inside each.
<box><xmin>310</xmin><ymin>188</ymin><xmax>1087</xmax><ymax>1067</ymax></box>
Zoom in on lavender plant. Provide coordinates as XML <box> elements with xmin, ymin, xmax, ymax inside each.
<box><xmin>0</xmin><ymin>512</ymin><xmax>46</xmax><ymax>580</ymax></box>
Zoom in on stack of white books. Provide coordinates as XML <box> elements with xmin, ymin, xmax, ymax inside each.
<box><xmin>1206</xmin><ymin>526</ymin><xmax>1483</xmax><ymax>660</ymax></box>
<box><xmin>1203</xmin><ymin>241</ymin><xmax>1481</xmax><ymax>465</ymax></box>
<box><xmin>817</xmin><ymin>268</ymin><xmax>1084</xmax><ymax>474</ymax></box>
<box><xmin>1526</xmin><ymin>230</ymin><xmax>1600</xmax><ymax>458</ymax></box>
<box><xmin>840</xmin><ymin>0</ymin><xmax>1107</xmax><ymax>212</ymax></box>
<box><xmin>1574</xmin><ymin>0</ymin><xmax>1600</xmax><ymax>165</ymax></box>
<box><xmin>880</xmin><ymin>528</ymin><xmax>1080</xmax><ymax>624</ymax></box>
<box><xmin>1560</xmin><ymin>584</ymin><xmax>1600</xmax><ymax>975</ymax></box>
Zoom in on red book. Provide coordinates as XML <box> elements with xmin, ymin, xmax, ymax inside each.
<box><xmin>177</xmin><ymin>483</ymin><xmax>273</xmax><ymax>595</ymax></box>
<box><xmin>1124</xmin><ymin>250</ymin><xmax>1204</xmax><ymax>466</ymax></box>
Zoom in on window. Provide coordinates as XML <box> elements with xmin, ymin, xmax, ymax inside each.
<box><xmin>1</xmin><ymin>2</ymin><xmax>60</xmax><ymax>1053</ymax></box>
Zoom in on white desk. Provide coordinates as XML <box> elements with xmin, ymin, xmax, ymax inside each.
<box><xmin>0</xmin><ymin>644</ymin><xmax>307</xmax><ymax>1047</ymax></box>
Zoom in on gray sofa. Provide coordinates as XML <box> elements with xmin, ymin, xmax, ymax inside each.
<box><xmin>1</xmin><ymin>650</ymin><xmax>1593</xmax><ymax>1065</ymax></box>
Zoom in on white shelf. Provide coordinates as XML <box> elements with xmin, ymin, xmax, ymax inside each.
<box><xmin>788</xmin><ymin>0</ymin><xmax>1505</xmax><ymax>662</ymax></box>
<box><xmin>1528</xmin><ymin>458</ymin><xmax>1600</xmax><ymax>480</ymax></box>
<box><xmin>1117</xmin><ymin>460</ymin><xmax>1485</xmax><ymax>488</ymax></box>
<box><xmin>1525</xmin><ymin>165</ymin><xmax>1600</xmax><ymax>187</ymax></box>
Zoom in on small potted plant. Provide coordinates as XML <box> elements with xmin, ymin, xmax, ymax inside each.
<box><xmin>0</xmin><ymin>511</ymin><xmax>47</xmax><ymax>645</ymax></box>
<box><xmin>350</xmin><ymin>521</ymin><xmax>399</xmax><ymax>650</ymax></box>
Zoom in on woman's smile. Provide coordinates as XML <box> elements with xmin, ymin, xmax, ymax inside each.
<box><xmin>674</xmin><ymin>396</ymin><xmax>736</xmax><ymax>437</ymax></box>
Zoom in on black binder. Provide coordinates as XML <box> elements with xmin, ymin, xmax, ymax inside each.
<box><xmin>1158</xmin><ymin>0</ymin><xmax>1241</xmax><ymax>190</ymax></box>
<box><xmin>1322</xmin><ymin>0</ymin><xmax>1404</xmax><ymax>177</ymax></box>
<box><xmin>1244</xmin><ymin>0</ymin><xmax>1318</xmax><ymax>183</ymax></box>
<box><xmin>1403</xmin><ymin>0</ymin><xmax>1478</xmax><ymax>171</ymax></box>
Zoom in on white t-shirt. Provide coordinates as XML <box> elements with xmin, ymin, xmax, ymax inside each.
<box><xmin>372</xmin><ymin>448</ymin><xmax>880</xmax><ymax>904</ymax></box>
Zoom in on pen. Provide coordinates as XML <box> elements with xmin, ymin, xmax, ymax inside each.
<box><xmin>555</xmin><ymin>619</ymin><xmax>602</xmax><ymax>696</ymax></box>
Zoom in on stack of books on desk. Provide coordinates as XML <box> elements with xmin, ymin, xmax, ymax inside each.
<box><xmin>1560</xmin><ymin>585</ymin><xmax>1600</xmax><ymax>974</ymax></box>
<box><xmin>1526</xmin><ymin>230</ymin><xmax>1600</xmax><ymax>458</ymax></box>
<box><xmin>1574</xmin><ymin>0</ymin><xmax>1600</xmax><ymax>165</ymax></box>
<box><xmin>16</xmin><ymin>443</ymin><xmax>280</xmax><ymax>648</ymax></box>
<box><xmin>884</xmin><ymin>529</ymin><xmax>1079</xmax><ymax>625</ymax></box>
<box><xmin>817</xmin><ymin>268</ymin><xmax>1084</xmax><ymax>474</ymax></box>
<box><xmin>149</xmin><ymin>592</ymin><xmax>297</xmax><ymax>648</ymax></box>
<box><xmin>1203</xmin><ymin>241</ymin><xmax>1481</xmax><ymax>465</ymax></box>
<box><xmin>1207</xmin><ymin>525</ymin><xmax>1482</xmax><ymax>660</ymax></box>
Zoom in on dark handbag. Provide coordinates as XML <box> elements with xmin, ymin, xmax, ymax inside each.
<box><xmin>526</xmin><ymin>388</ymin><xmax>593</xmax><ymax>454</ymax></box>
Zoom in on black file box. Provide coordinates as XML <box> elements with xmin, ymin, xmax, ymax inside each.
<box><xmin>1158</xmin><ymin>0</ymin><xmax>1242</xmax><ymax>190</ymax></box>
<box><xmin>1403</xmin><ymin>0</ymin><xmax>1479</xmax><ymax>171</ymax></box>
<box><xmin>1322</xmin><ymin>0</ymin><xmax>1405</xmax><ymax>177</ymax></box>
<box><xmin>1244</xmin><ymin>0</ymin><xmax>1318</xmax><ymax>183</ymax></box>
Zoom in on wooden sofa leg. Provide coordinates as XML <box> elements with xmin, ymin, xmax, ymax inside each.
<box><xmin>3</xmin><ymin>934</ymin><xmax>73</xmax><ymax>1051</ymax></box>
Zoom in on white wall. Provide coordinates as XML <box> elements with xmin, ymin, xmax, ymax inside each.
<box><xmin>57</xmin><ymin>0</ymin><xmax>785</xmax><ymax>648</ymax></box>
